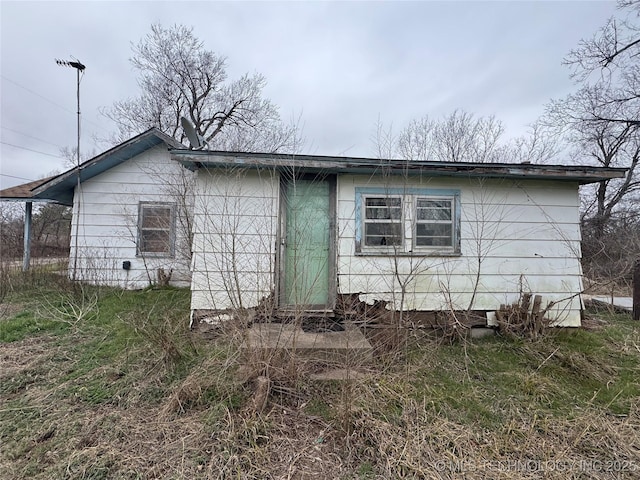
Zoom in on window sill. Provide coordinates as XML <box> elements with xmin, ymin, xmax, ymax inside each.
<box><xmin>136</xmin><ymin>253</ymin><xmax>175</xmax><ymax>259</ymax></box>
<box><xmin>355</xmin><ymin>250</ymin><xmax>462</xmax><ymax>258</ymax></box>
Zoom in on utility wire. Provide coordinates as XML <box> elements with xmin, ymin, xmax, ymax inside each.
<box><xmin>1</xmin><ymin>74</ymin><xmax>106</xmax><ymax>131</ymax></box>
<box><xmin>1</xmin><ymin>126</ymin><xmax>64</xmax><ymax>149</ymax></box>
<box><xmin>0</xmin><ymin>141</ymin><xmax>64</xmax><ymax>159</ymax></box>
<box><xmin>1</xmin><ymin>75</ymin><xmax>74</xmax><ymax>114</ymax></box>
<box><xmin>0</xmin><ymin>173</ymin><xmax>35</xmax><ymax>181</ymax></box>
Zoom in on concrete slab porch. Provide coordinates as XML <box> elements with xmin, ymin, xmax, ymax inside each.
<box><xmin>243</xmin><ymin>321</ymin><xmax>373</xmax><ymax>365</ymax></box>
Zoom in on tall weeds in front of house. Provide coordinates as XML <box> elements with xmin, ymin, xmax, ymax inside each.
<box><xmin>1</xmin><ymin>274</ymin><xmax>639</xmax><ymax>479</ymax></box>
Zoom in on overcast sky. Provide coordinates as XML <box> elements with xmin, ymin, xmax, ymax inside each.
<box><xmin>0</xmin><ymin>1</ymin><xmax>618</xmax><ymax>190</ymax></box>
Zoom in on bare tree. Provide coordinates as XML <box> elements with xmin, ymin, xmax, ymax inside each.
<box><xmin>59</xmin><ymin>146</ymin><xmax>97</xmax><ymax>169</ymax></box>
<box><xmin>390</xmin><ymin>110</ymin><xmax>555</xmax><ymax>165</ymax></box>
<box><xmin>31</xmin><ymin>204</ymin><xmax>72</xmax><ymax>257</ymax></box>
<box><xmin>0</xmin><ymin>204</ymin><xmax>24</xmax><ymax>259</ymax></box>
<box><xmin>545</xmin><ymin>1</ymin><xmax>640</xmax><ymax>230</ymax></box>
<box><xmin>542</xmin><ymin>1</ymin><xmax>640</xmax><ymax>290</ymax></box>
<box><xmin>102</xmin><ymin>24</ymin><xmax>301</xmax><ymax>153</ymax></box>
<box><xmin>396</xmin><ymin>110</ymin><xmax>504</xmax><ymax>163</ymax></box>
<box><xmin>563</xmin><ymin>0</ymin><xmax>640</xmax><ymax>127</ymax></box>
<box><xmin>434</xmin><ymin>110</ymin><xmax>505</xmax><ymax>163</ymax></box>
<box><xmin>397</xmin><ymin>116</ymin><xmax>436</xmax><ymax>161</ymax></box>
<box><xmin>497</xmin><ymin>121</ymin><xmax>561</xmax><ymax>165</ymax></box>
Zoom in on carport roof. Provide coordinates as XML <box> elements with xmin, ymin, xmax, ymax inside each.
<box><xmin>0</xmin><ymin>177</ymin><xmax>57</xmax><ymax>202</ymax></box>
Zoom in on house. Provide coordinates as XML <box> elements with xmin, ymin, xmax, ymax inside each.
<box><xmin>170</xmin><ymin>150</ymin><xmax>626</xmax><ymax>327</ymax></box>
<box><xmin>1</xmin><ymin>128</ymin><xmax>193</xmax><ymax>289</ymax></box>
<box><xmin>1</xmin><ymin>129</ymin><xmax>626</xmax><ymax>327</ymax></box>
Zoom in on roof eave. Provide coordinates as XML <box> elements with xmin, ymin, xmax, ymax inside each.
<box><xmin>171</xmin><ymin>151</ymin><xmax>627</xmax><ymax>185</ymax></box>
<box><xmin>32</xmin><ymin>128</ymin><xmax>184</xmax><ymax>202</ymax></box>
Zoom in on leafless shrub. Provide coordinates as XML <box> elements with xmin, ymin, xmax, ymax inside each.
<box><xmin>161</xmin><ymin>352</ymin><xmax>242</xmax><ymax>416</ymax></box>
<box><xmin>37</xmin><ymin>288</ymin><xmax>99</xmax><ymax>328</ymax></box>
<box><xmin>434</xmin><ymin>310</ymin><xmax>473</xmax><ymax>344</ymax></box>
<box><xmin>0</xmin><ymin>259</ymin><xmax>11</xmax><ymax>306</ymax></box>
<box><xmin>581</xmin><ymin>213</ymin><xmax>639</xmax><ymax>296</ymax></box>
<box><xmin>127</xmin><ymin>297</ymin><xmax>197</xmax><ymax>368</ymax></box>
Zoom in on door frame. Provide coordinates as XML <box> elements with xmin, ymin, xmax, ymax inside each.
<box><xmin>277</xmin><ymin>172</ymin><xmax>336</xmax><ymax>310</ymax></box>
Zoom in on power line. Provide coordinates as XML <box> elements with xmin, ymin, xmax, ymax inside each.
<box><xmin>0</xmin><ymin>141</ymin><xmax>64</xmax><ymax>159</ymax></box>
<box><xmin>0</xmin><ymin>173</ymin><xmax>35</xmax><ymax>181</ymax></box>
<box><xmin>1</xmin><ymin>74</ymin><xmax>107</xmax><ymax>131</ymax></box>
<box><xmin>1</xmin><ymin>126</ymin><xmax>64</xmax><ymax>149</ymax></box>
<box><xmin>1</xmin><ymin>75</ymin><xmax>74</xmax><ymax>114</ymax></box>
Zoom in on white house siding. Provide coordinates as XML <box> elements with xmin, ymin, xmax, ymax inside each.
<box><xmin>190</xmin><ymin>168</ymin><xmax>279</xmax><ymax>311</ymax></box>
<box><xmin>336</xmin><ymin>175</ymin><xmax>584</xmax><ymax>326</ymax></box>
<box><xmin>69</xmin><ymin>145</ymin><xmax>193</xmax><ymax>288</ymax></box>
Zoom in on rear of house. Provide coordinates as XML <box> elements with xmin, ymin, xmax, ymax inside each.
<box><xmin>174</xmin><ymin>151</ymin><xmax>626</xmax><ymax>327</ymax></box>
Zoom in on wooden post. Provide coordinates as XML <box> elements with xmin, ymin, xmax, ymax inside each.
<box><xmin>633</xmin><ymin>260</ymin><xmax>640</xmax><ymax>321</ymax></box>
<box><xmin>22</xmin><ymin>201</ymin><xmax>32</xmax><ymax>272</ymax></box>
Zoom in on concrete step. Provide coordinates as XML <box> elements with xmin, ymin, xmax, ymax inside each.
<box><xmin>243</xmin><ymin>321</ymin><xmax>373</xmax><ymax>365</ymax></box>
<box><xmin>308</xmin><ymin>368</ymin><xmax>371</xmax><ymax>381</ymax></box>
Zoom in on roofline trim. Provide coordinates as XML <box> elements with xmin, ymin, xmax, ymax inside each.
<box><xmin>171</xmin><ymin>150</ymin><xmax>627</xmax><ymax>185</ymax></box>
<box><xmin>33</xmin><ymin>128</ymin><xmax>183</xmax><ymax>197</ymax></box>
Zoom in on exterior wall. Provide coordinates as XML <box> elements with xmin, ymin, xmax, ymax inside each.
<box><xmin>189</xmin><ymin>169</ymin><xmax>584</xmax><ymax>326</ymax></box>
<box><xmin>336</xmin><ymin>175</ymin><xmax>584</xmax><ymax>326</ymax></box>
<box><xmin>190</xmin><ymin>168</ymin><xmax>280</xmax><ymax>311</ymax></box>
<box><xmin>69</xmin><ymin>145</ymin><xmax>193</xmax><ymax>288</ymax></box>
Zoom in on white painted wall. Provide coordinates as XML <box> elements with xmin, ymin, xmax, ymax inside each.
<box><xmin>337</xmin><ymin>175</ymin><xmax>583</xmax><ymax>326</ymax></box>
<box><xmin>189</xmin><ymin>168</ymin><xmax>584</xmax><ymax>326</ymax></box>
<box><xmin>69</xmin><ymin>145</ymin><xmax>193</xmax><ymax>288</ymax></box>
<box><xmin>190</xmin><ymin>168</ymin><xmax>279</xmax><ymax>311</ymax></box>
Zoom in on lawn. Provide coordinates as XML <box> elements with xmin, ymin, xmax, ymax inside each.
<box><xmin>1</xmin><ymin>272</ymin><xmax>639</xmax><ymax>479</ymax></box>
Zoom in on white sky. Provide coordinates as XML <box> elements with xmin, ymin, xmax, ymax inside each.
<box><xmin>0</xmin><ymin>0</ymin><xmax>618</xmax><ymax>189</ymax></box>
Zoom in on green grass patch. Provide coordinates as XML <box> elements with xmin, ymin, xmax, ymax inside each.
<box><xmin>0</xmin><ymin>312</ymin><xmax>69</xmax><ymax>342</ymax></box>
<box><xmin>1</xmin><ymin>279</ymin><xmax>639</xmax><ymax>479</ymax></box>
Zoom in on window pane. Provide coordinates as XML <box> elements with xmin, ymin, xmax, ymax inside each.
<box><xmin>365</xmin><ymin>197</ymin><xmax>401</xmax><ymax>220</ymax></box>
<box><xmin>416</xmin><ymin>236</ymin><xmax>452</xmax><ymax>247</ymax></box>
<box><xmin>365</xmin><ymin>222</ymin><xmax>402</xmax><ymax>246</ymax></box>
<box><xmin>141</xmin><ymin>230</ymin><xmax>171</xmax><ymax>253</ymax></box>
<box><xmin>366</xmin><ymin>197</ymin><xmax>401</xmax><ymax>207</ymax></box>
<box><xmin>142</xmin><ymin>207</ymin><xmax>171</xmax><ymax>229</ymax></box>
<box><xmin>415</xmin><ymin>223</ymin><xmax>452</xmax><ymax>247</ymax></box>
<box><xmin>416</xmin><ymin>199</ymin><xmax>452</xmax><ymax>221</ymax></box>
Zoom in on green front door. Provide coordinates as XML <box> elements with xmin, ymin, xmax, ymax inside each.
<box><xmin>282</xmin><ymin>177</ymin><xmax>332</xmax><ymax>308</ymax></box>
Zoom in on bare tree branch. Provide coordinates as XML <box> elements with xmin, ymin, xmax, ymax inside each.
<box><xmin>101</xmin><ymin>24</ymin><xmax>303</xmax><ymax>153</ymax></box>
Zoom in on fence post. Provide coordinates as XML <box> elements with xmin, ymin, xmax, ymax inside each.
<box><xmin>22</xmin><ymin>201</ymin><xmax>32</xmax><ymax>272</ymax></box>
<box><xmin>634</xmin><ymin>260</ymin><xmax>639</xmax><ymax>321</ymax></box>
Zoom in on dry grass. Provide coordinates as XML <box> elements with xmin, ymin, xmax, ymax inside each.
<box><xmin>347</xmin><ymin>386</ymin><xmax>640</xmax><ymax>479</ymax></box>
<box><xmin>1</xmin><ymin>285</ymin><xmax>640</xmax><ymax>479</ymax></box>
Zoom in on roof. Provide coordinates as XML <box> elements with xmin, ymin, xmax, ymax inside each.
<box><xmin>171</xmin><ymin>150</ymin><xmax>627</xmax><ymax>185</ymax></box>
<box><xmin>24</xmin><ymin>128</ymin><xmax>183</xmax><ymax>205</ymax></box>
<box><xmin>0</xmin><ymin>176</ymin><xmax>57</xmax><ymax>202</ymax></box>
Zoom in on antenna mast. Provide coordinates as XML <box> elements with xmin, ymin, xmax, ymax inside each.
<box><xmin>56</xmin><ymin>58</ymin><xmax>86</xmax><ymax>282</ymax></box>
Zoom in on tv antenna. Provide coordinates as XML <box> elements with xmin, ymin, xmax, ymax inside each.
<box><xmin>56</xmin><ymin>57</ymin><xmax>85</xmax><ymax>282</ymax></box>
<box><xmin>180</xmin><ymin>116</ymin><xmax>208</xmax><ymax>150</ymax></box>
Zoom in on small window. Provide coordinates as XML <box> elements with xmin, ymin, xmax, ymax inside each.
<box><xmin>138</xmin><ymin>203</ymin><xmax>175</xmax><ymax>256</ymax></box>
<box><xmin>363</xmin><ymin>196</ymin><xmax>402</xmax><ymax>247</ymax></box>
<box><xmin>415</xmin><ymin>198</ymin><xmax>454</xmax><ymax>248</ymax></box>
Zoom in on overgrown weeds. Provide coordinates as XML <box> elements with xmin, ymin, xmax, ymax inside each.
<box><xmin>1</xmin><ymin>276</ymin><xmax>639</xmax><ymax>479</ymax></box>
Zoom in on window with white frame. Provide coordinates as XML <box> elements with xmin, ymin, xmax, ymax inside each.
<box><xmin>137</xmin><ymin>202</ymin><xmax>175</xmax><ymax>256</ymax></box>
<box><xmin>355</xmin><ymin>187</ymin><xmax>460</xmax><ymax>255</ymax></box>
